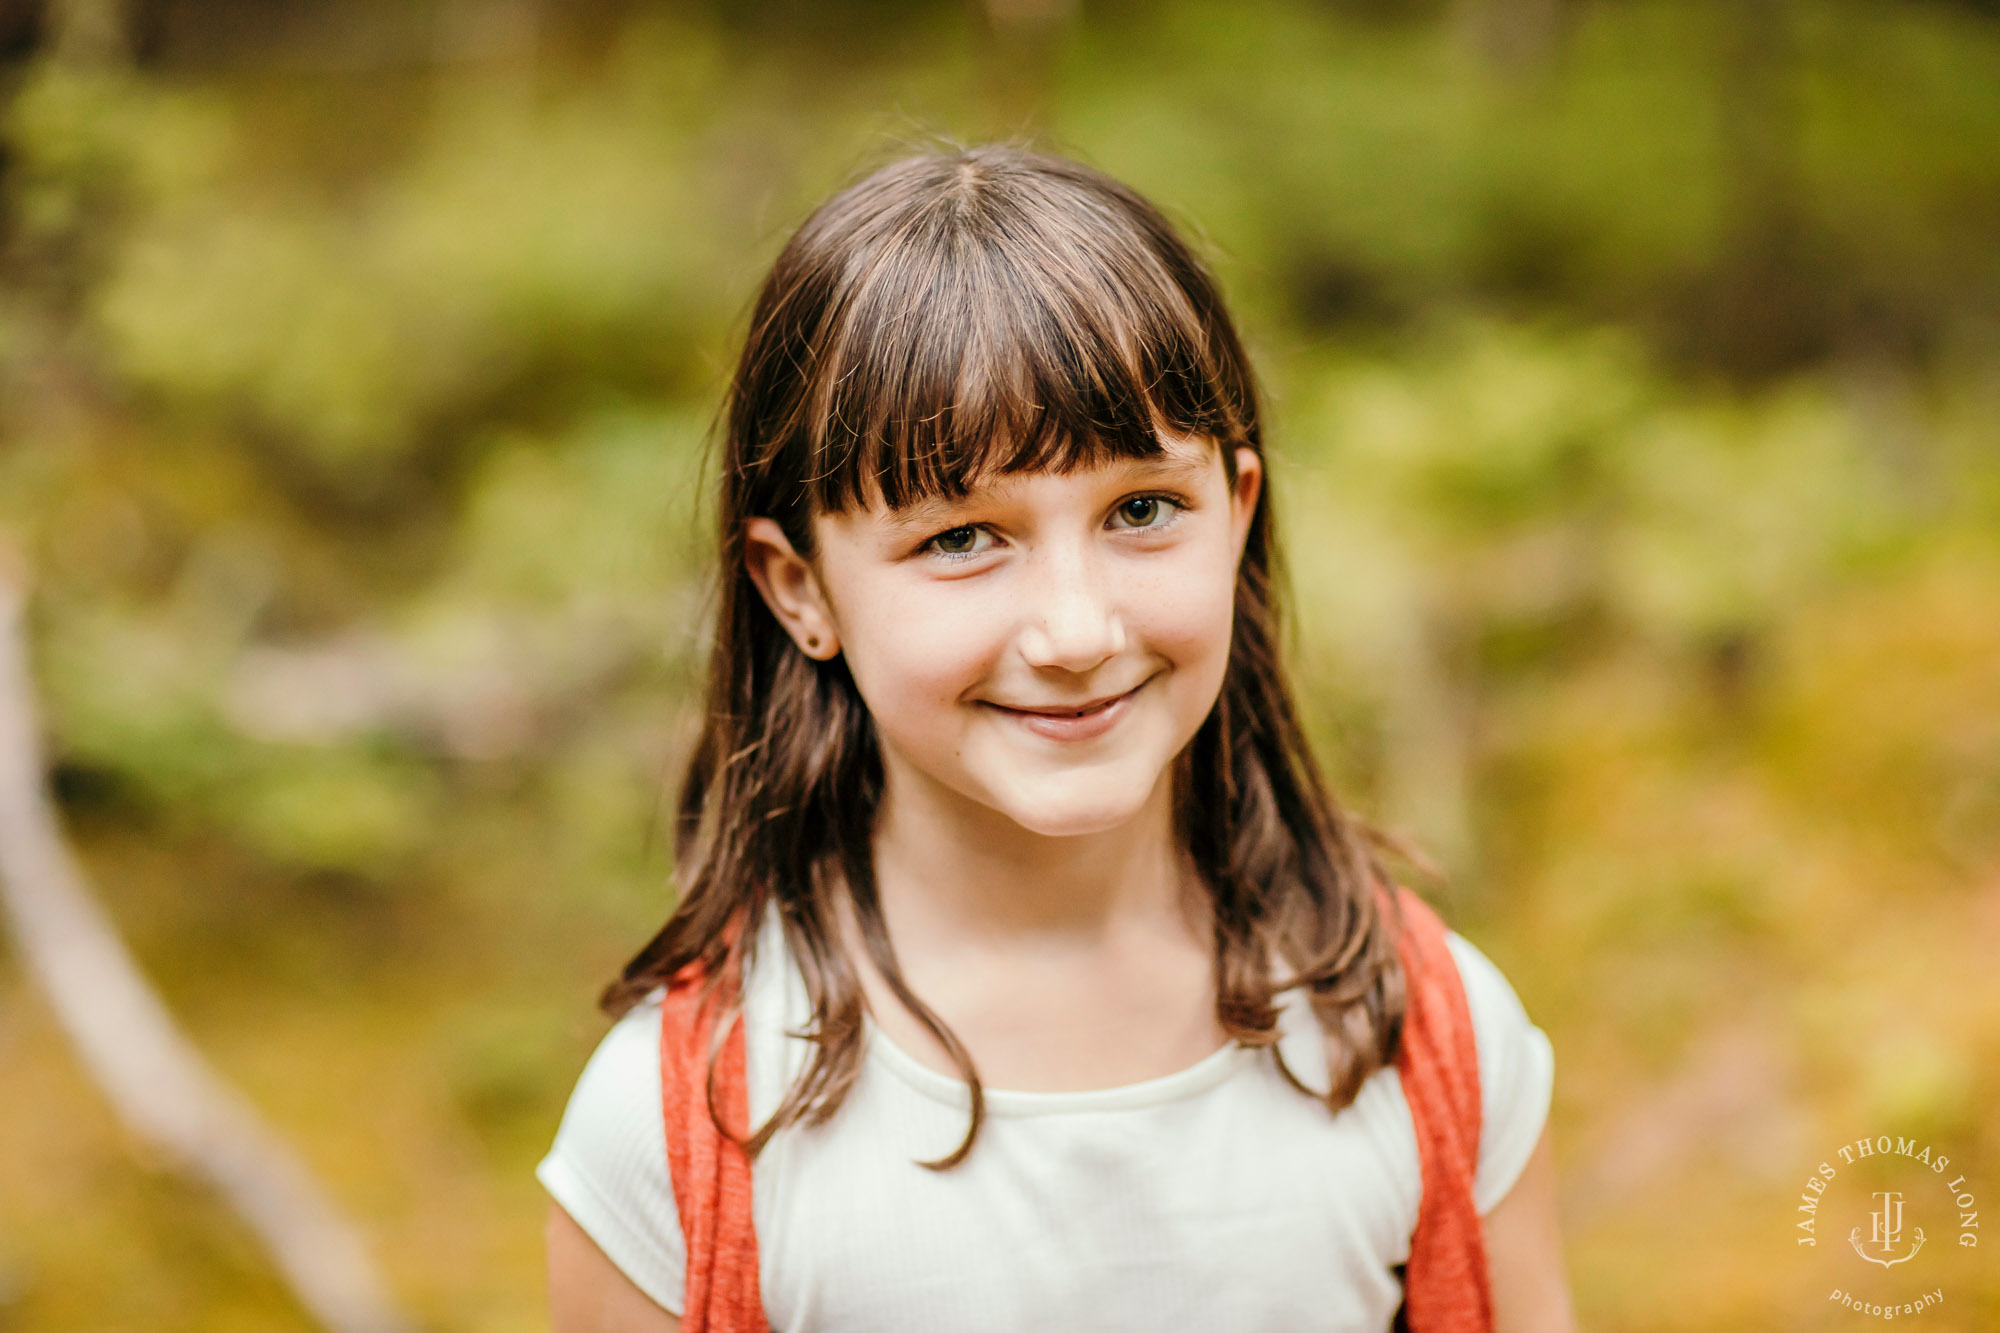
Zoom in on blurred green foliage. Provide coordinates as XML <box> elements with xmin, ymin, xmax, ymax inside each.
<box><xmin>0</xmin><ymin>1</ymin><xmax>1996</xmax><ymax>1330</ymax></box>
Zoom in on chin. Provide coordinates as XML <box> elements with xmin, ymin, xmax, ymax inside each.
<box><xmin>988</xmin><ymin>772</ymin><xmax>1159</xmax><ymax>838</ymax></box>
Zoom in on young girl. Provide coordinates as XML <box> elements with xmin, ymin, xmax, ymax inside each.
<box><xmin>538</xmin><ymin>144</ymin><xmax>1575</xmax><ymax>1332</ymax></box>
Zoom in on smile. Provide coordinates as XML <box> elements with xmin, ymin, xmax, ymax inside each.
<box><xmin>986</xmin><ymin>679</ymin><xmax>1148</xmax><ymax>742</ymax></box>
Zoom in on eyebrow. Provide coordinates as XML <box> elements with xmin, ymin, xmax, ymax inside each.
<box><xmin>878</xmin><ymin>450</ymin><xmax>1215</xmax><ymax>534</ymax></box>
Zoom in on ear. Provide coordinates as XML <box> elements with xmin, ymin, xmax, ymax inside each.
<box><xmin>1228</xmin><ymin>447</ymin><xmax>1263</xmax><ymax>556</ymax></box>
<box><xmin>742</xmin><ymin>517</ymin><xmax>842</xmax><ymax>659</ymax></box>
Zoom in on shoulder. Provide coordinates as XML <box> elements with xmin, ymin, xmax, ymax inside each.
<box><xmin>1440</xmin><ymin>930</ymin><xmax>1555</xmax><ymax>1215</ymax></box>
<box><xmin>536</xmin><ymin>991</ymin><xmax>687</xmax><ymax>1316</ymax></box>
<box><xmin>533</xmin><ymin>913</ymin><xmax>799</xmax><ymax>1319</ymax></box>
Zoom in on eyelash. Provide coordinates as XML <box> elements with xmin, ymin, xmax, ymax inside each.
<box><xmin>919</xmin><ymin>492</ymin><xmax>1190</xmax><ymax>564</ymax></box>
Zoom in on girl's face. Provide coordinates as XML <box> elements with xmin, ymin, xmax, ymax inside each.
<box><xmin>744</xmin><ymin>435</ymin><xmax>1262</xmax><ymax>838</ymax></box>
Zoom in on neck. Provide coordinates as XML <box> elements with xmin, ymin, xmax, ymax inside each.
<box><xmin>866</xmin><ymin>751</ymin><xmax>1208</xmax><ymax>955</ymax></box>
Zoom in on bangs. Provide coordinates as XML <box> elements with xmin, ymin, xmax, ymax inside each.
<box><xmin>787</xmin><ymin>159</ymin><xmax>1252</xmax><ymax>515</ymax></box>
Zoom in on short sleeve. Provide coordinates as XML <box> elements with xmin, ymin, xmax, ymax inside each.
<box><xmin>536</xmin><ymin>993</ymin><xmax>687</xmax><ymax>1314</ymax></box>
<box><xmin>1443</xmin><ymin>932</ymin><xmax>1555</xmax><ymax>1215</ymax></box>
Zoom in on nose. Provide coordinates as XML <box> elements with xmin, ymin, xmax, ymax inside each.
<box><xmin>1015</xmin><ymin>541</ymin><xmax>1126</xmax><ymax>672</ymax></box>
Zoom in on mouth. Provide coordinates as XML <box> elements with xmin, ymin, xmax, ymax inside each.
<box><xmin>999</xmin><ymin>687</ymin><xmax>1140</xmax><ymax>717</ymax></box>
<box><xmin>984</xmin><ymin>677</ymin><xmax>1150</xmax><ymax>741</ymax></box>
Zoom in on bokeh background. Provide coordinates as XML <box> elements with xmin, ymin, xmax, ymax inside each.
<box><xmin>1</xmin><ymin>0</ymin><xmax>1996</xmax><ymax>1329</ymax></box>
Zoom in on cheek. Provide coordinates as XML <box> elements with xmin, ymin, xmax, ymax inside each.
<box><xmin>838</xmin><ymin>590</ymin><xmax>1000</xmax><ymax>735</ymax></box>
<box><xmin>1134</xmin><ymin>542</ymin><xmax>1240</xmax><ymax>679</ymax></box>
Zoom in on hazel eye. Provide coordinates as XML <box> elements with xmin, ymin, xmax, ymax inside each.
<box><xmin>1111</xmin><ymin>495</ymin><xmax>1180</xmax><ymax>529</ymax></box>
<box><xmin>923</xmin><ymin>525</ymin><xmax>994</xmax><ymax>561</ymax></box>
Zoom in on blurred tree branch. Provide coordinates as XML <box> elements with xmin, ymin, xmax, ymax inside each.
<box><xmin>0</xmin><ymin>555</ymin><xmax>416</xmax><ymax>1333</ymax></box>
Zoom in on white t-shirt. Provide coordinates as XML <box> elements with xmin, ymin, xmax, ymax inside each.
<box><xmin>538</xmin><ymin>901</ymin><xmax>1553</xmax><ymax>1332</ymax></box>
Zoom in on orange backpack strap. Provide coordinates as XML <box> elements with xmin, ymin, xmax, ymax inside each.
<box><xmin>1388</xmin><ymin>883</ymin><xmax>1494</xmax><ymax>1332</ymax></box>
<box><xmin>658</xmin><ymin>956</ymin><xmax>769</xmax><ymax>1333</ymax></box>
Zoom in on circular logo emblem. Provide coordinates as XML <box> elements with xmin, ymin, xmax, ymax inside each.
<box><xmin>1795</xmin><ymin>1134</ymin><xmax>1980</xmax><ymax>1320</ymax></box>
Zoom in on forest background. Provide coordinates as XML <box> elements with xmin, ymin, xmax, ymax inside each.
<box><xmin>0</xmin><ymin>0</ymin><xmax>1997</xmax><ymax>1329</ymax></box>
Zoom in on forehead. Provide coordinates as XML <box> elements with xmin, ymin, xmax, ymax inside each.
<box><xmin>860</xmin><ymin>434</ymin><xmax>1222</xmax><ymax>529</ymax></box>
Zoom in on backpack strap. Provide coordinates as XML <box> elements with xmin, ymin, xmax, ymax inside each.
<box><xmin>1388</xmin><ymin>883</ymin><xmax>1495</xmax><ymax>1333</ymax></box>
<box><xmin>658</xmin><ymin>954</ymin><xmax>768</xmax><ymax>1333</ymax></box>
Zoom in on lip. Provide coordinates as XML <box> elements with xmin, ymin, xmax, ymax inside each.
<box><xmin>986</xmin><ymin>679</ymin><xmax>1148</xmax><ymax>743</ymax></box>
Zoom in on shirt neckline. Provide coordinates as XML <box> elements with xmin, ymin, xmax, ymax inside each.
<box><xmin>861</xmin><ymin>1009</ymin><xmax>1259</xmax><ymax>1116</ymax></box>
<box><xmin>751</xmin><ymin>898</ymin><xmax>1329</xmax><ymax>1117</ymax></box>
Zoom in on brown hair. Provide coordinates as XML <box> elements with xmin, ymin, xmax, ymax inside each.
<box><xmin>603</xmin><ymin>142</ymin><xmax>1412</xmax><ymax>1170</ymax></box>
